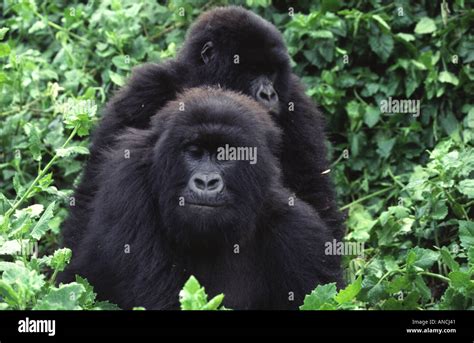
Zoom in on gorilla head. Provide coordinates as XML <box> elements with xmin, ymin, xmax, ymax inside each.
<box><xmin>178</xmin><ymin>6</ymin><xmax>291</xmax><ymax>115</ymax></box>
<box><xmin>148</xmin><ymin>87</ymin><xmax>282</xmax><ymax>248</ymax></box>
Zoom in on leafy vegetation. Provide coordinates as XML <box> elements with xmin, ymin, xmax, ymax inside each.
<box><xmin>0</xmin><ymin>0</ymin><xmax>472</xmax><ymax>310</ymax></box>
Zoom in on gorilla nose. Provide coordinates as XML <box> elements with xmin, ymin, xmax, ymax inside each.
<box><xmin>256</xmin><ymin>84</ymin><xmax>278</xmax><ymax>108</ymax></box>
<box><xmin>190</xmin><ymin>172</ymin><xmax>224</xmax><ymax>195</ymax></box>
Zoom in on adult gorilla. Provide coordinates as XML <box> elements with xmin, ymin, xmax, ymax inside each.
<box><xmin>62</xmin><ymin>6</ymin><xmax>344</xmax><ymax>249</ymax></box>
<box><xmin>60</xmin><ymin>88</ymin><xmax>342</xmax><ymax>310</ymax></box>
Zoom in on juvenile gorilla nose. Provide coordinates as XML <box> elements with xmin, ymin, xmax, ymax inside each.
<box><xmin>190</xmin><ymin>172</ymin><xmax>224</xmax><ymax>195</ymax></box>
<box><xmin>256</xmin><ymin>84</ymin><xmax>278</xmax><ymax>108</ymax></box>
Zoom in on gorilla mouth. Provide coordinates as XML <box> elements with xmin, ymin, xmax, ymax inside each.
<box><xmin>186</xmin><ymin>201</ymin><xmax>224</xmax><ymax>208</ymax></box>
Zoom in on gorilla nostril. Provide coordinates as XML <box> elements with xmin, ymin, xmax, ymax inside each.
<box><xmin>193</xmin><ymin>177</ymin><xmax>206</xmax><ymax>190</ymax></box>
<box><xmin>207</xmin><ymin>174</ymin><xmax>223</xmax><ymax>192</ymax></box>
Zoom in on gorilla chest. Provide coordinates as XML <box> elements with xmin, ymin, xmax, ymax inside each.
<box><xmin>185</xmin><ymin>252</ymin><xmax>268</xmax><ymax>310</ymax></box>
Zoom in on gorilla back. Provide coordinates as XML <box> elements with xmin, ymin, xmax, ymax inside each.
<box><xmin>60</xmin><ymin>88</ymin><xmax>342</xmax><ymax>310</ymax></box>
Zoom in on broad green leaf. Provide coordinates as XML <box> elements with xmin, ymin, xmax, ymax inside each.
<box><xmin>376</xmin><ymin>136</ymin><xmax>396</xmax><ymax>158</ymax></box>
<box><xmin>369</xmin><ymin>33</ymin><xmax>393</xmax><ymax>62</ymax></box>
<box><xmin>300</xmin><ymin>283</ymin><xmax>337</xmax><ymax>310</ymax></box>
<box><xmin>109</xmin><ymin>71</ymin><xmax>125</xmax><ymax>86</ymax></box>
<box><xmin>448</xmin><ymin>271</ymin><xmax>473</xmax><ymax>293</ymax></box>
<box><xmin>406</xmin><ymin>247</ymin><xmax>439</xmax><ymax>269</ymax></box>
<box><xmin>34</xmin><ymin>283</ymin><xmax>86</xmax><ymax>310</ymax></box>
<box><xmin>414</xmin><ymin>17</ymin><xmax>436</xmax><ymax>34</ymax></box>
<box><xmin>458</xmin><ymin>180</ymin><xmax>474</xmax><ymax>198</ymax></box>
<box><xmin>364</xmin><ymin>105</ymin><xmax>380</xmax><ymax>128</ymax></box>
<box><xmin>438</xmin><ymin>71</ymin><xmax>459</xmax><ymax>86</ymax></box>
<box><xmin>335</xmin><ymin>276</ymin><xmax>362</xmax><ymax>304</ymax></box>
<box><xmin>459</xmin><ymin>221</ymin><xmax>474</xmax><ymax>250</ymax></box>
<box><xmin>346</xmin><ymin>204</ymin><xmax>376</xmax><ymax>242</ymax></box>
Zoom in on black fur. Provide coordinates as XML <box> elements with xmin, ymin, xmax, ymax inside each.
<box><xmin>60</xmin><ymin>88</ymin><xmax>342</xmax><ymax>310</ymax></box>
<box><xmin>61</xmin><ymin>6</ymin><xmax>344</xmax><ymax>250</ymax></box>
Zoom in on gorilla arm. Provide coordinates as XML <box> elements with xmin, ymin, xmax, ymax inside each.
<box><xmin>261</xmin><ymin>194</ymin><xmax>343</xmax><ymax>309</ymax></box>
<box><xmin>278</xmin><ymin>74</ymin><xmax>345</xmax><ymax>241</ymax></box>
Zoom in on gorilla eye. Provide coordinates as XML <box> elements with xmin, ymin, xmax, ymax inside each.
<box><xmin>184</xmin><ymin>145</ymin><xmax>204</xmax><ymax>159</ymax></box>
<box><xmin>200</xmin><ymin>41</ymin><xmax>214</xmax><ymax>64</ymax></box>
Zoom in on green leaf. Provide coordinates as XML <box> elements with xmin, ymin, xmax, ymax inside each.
<box><xmin>372</xmin><ymin>14</ymin><xmax>390</xmax><ymax>31</ymax></box>
<box><xmin>0</xmin><ymin>43</ymin><xmax>11</xmax><ymax>57</ymax></box>
<box><xmin>202</xmin><ymin>294</ymin><xmax>225</xmax><ymax>310</ymax></box>
<box><xmin>335</xmin><ymin>276</ymin><xmax>362</xmax><ymax>304</ymax></box>
<box><xmin>0</xmin><ymin>280</ymin><xmax>20</xmax><ymax>306</ymax></box>
<box><xmin>458</xmin><ymin>180</ymin><xmax>474</xmax><ymax>198</ymax></box>
<box><xmin>56</xmin><ymin>146</ymin><xmax>89</xmax><ymax>158</ymax></box>
<box><xmin>179</xmin><ymin>276</ymin><xmax>224</xmax><ymax>310</ymax></box>
<box><xmin>364</xmin><ymin>105</ymin><xmax>380</xmax><ymax>128</ymax></box>
<box><xmin>396</xmin><ymin>33</ymin><xmax>415</xmax><ymax>42</ymax></box>
<box><xmin>369</xmin><ymin>33</ymin><xmax>393</xmax><ymax>62</ymax></box>
<box><xmin>440</xmin><ymin>247</ymin><xmax>460</xmax><ymax>271</ymax></box>
<box><xmin>0</xmin><ymin>262</ymin><xmax>45</xmax><ymax>306</ymax></box>
<box><xmin>112</xmin><ymin>55</ymin><xmax>132</xmax><ymax>70</ymax></box>
<box><xmin>432</xmin><ymin>200</ymin><xmax>448</xmax><ymax>220</ymax></box>
<box><xmin>300</xmin><ymin>283</ymin><xmax>337</xmax><ymax>310</ymax></box>
<box><xmin>0</xmin><ymin>27</ymin><xmax>9</xmax><ymax>40</ymax></box>
<box><xmin>414</xmin><ymin>17</ymin><xmax>436</xmax><ymax>35</ymax></box>
<box><xmin>34</xmin><ymin>283</ymin><xmax>86</xmax><ymax>310</ymax></box>
<box><xmin>309</xmin><ymin>30</ymin><xmax>334</xmax><ymax>39</ymax></box>
<box><xmin>448</xmin><ymin>271</ymin><xmax>473</xmax><ymax>292</ymax></box>
<box><xmin>346</xmin><ymin>204</ymin><xmax>376</xmax><ymax>242</ymax></box>
<box><xmin>438</xmin><ymin>71</ymin><xmax>459</xmax><ymax>86</ymax></box>
<box><xmin>459</xmin><ymin>221</ymin><xmax>474</xmax><ymax>250</ymax></box>
<box><xmin>376</xmin><ymin>136</ymin><xmax>396</xmax><ymax>158</ymax></box>
<box><xmin>50</xmin><ymin>248</ymin><xmax>72</xmax><ymax>272</ymax></box>
<box><xmin>30</xmin><ymin>201</ymin><xmax>55</xmax><ymax>240</ymax></box>
<box><xmin>109</xmin><ymin>71</ymin><xmax>125</xmax><ymax>86</ymax></box>
<box><xmin>414</xmin><ymin>275</ymin><xmax>431</xmax><ymax>300</ymax></box>
<box><xmin>406</xmin><ymin>247</ymin><xmax>439</xmax><ymax>269</ymax></box>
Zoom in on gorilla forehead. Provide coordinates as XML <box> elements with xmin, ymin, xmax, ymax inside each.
<box><xmin>152</xmin><ymin>87</ymin><xmax>281</xmax><ymax>146</ymax></box>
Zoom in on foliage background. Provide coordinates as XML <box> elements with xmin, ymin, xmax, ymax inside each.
<box><xmin>0</xmin><ymin>0</ymin><xmax>472</xmax><ymax>310</ymax></box>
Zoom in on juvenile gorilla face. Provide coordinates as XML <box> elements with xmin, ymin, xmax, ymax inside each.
<box><xmin>149</xmin><ymin>88</ymin><xmax>281</xmax><ymax>247</ymax></box>
<box><xmin>179</xmin><ymin>7</ymin><xmax>291</xmax><ymax>116</ymax></box>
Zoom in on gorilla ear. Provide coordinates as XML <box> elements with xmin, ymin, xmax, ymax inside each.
<box><xmin>200</xmin><ymin>41</ymin><xmax>214</xmax><ymax>64</ymax></box>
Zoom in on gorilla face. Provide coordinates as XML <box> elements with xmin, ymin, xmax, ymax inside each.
<box><xmin>179</xmin><ymin>7</ymin><xmax>291</xmax><ymax>116</ymax></box>
<box><xmin>149</xmin><ymin>88</ymin><xmax>282</xmax><ymax>247</ymax></box>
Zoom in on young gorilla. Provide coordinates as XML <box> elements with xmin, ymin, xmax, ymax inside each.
<box><xmin>60</xmin><ymin>88</ymin><xmax>342</xmax><ymax>310</ymax></box>
<box><xmin>62</xmin><ymin>6</ymin><xmax>344</xmax><ymax>250</ymax></box>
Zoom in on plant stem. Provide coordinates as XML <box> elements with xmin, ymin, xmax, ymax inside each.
<box><xmin>340</xmin><ymin>186</ymin><xmax>394</xmax><ymax>211</ymax></box>
<box><xmin>4</xmin><ymin>127</ymin><xmax>78</xmax><ymax>218</ymax></box>
<box><xmin>420</xmin><ymin>271</ymin><xmax>450</xmax><ymax>283</ymax></box>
